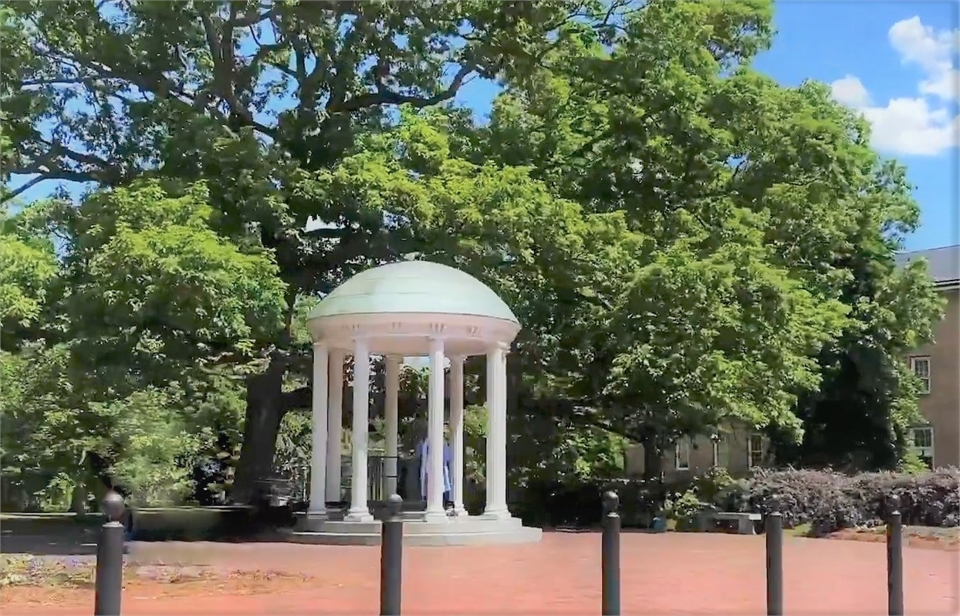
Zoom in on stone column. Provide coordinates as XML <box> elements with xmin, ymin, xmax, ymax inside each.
<box><xmin>384</xmin><ymin>355</ymin><xmax>401</xmax><ymax>497</ymax></box>
<box><xmin>424</xmin><ymin>337</ymin><xmax>447</xmax><ymax>522</ymax></box>
<box><xmin>308</xmin><ymin>342</ymin><xmax>329</xmax><ymax>517</ymax></box>
<box><xmin>345</xmin><ymin>338</ymin><xmax>373</xmax><ymax>522</ymax></box>
<box><xmin>496</xmin><ymin>345</ymin><xmax>509</xmax><ymax>514</ymax></box>
<box><xmin>449</xmin><ymin>355</ymin><xmax>467</xmax><ymax>516</ymax></box>
<box><xmin>325</xmin><ymin>350</ymin><xmax>345</xmax><ymax>505</ymax></box>
<box><xmin>484</xmin><ymin>342</ymin><xmax>509</xmax><ymax>519</ymax></box>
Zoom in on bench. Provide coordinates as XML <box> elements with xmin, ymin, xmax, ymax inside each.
<box><xmin>697</xmin><ymin>511</ymin><xmax>762</xmax><ymax>535</ymax></box>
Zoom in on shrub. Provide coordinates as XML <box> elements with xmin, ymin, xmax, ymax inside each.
<box><xmin>510</xmin><ymin>477</ymin><xmax>673</xmax><ymax>528</ymax></box>
<box><xmin>664</xmin><ymin>489</ymin><xmax>708</xmax><ymax>530</ymax></box>
<box><xmin>738</xmin><ymin>467</ymin><xmax>960</xmax><ymax>535</ymax></box>
<box><xmin>898</xmin><ymin>451</ymin><xmax>931</xmax><ymax>476</ymax></box>
<box><xmin>663</xmin><ymin>468</ymin><xmax>746</xmax><ymax>530</ymax></box>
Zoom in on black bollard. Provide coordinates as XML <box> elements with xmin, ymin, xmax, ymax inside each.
<box><xmin>765</xmin><ymin>495</ymin><xmax>783</xmax><ymax>616</ymax></box>
<box><xmin>601</xmin><ymin>491</ymin><xmax>621</xmax><ymax>616</ymax></box>
<box><xmin>886</xmin><ymin>494</ymin><xmax>904</xmax><ymax>616</ymax></box>
<box><xmin>94</xmin><ymin>491</ymin><xmax>126</xmax><ymax>616</ymax></box>
<box><xmin>380</xmin><ymin>493</ymin><xmax>404</xmax><ymax>616</ymax></box>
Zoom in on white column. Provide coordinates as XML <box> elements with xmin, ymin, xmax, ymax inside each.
<box><xmin>325</xmin><ymin>350</ymin><xmax>345</xmax><ymax>504</ymax></box>
<box><xmin>484</xmin><ymin>347</ymin><xmax>496</xmax><ymax>514</ymax></box>
<box><xmin>309</xmin><ymin>343</ymin><xmax>329</xmax><ymax>517</ymax></box>
<box><xmin>384</xmin><ymin>355</ymin><xmax>401</xmax><ymax>497</ymax></box>
<box><xmin>345</xmin><ymin>338</ymin><xmax>373</xmax><ymax>522</ymax></box>
<box><xmin>484</xmin><ymin>342</ymin><xmax>509</xmax><ymax>519</ymax></box>
<box><xmin>424</xmin><ymin>337</ymin><xmax>447</xmax><ymax>522</ymax></box>
<box><xmin>449</xmin><ymin>355</ymin><xmax>466</xmax><ymax>516</ymax></box>
<box><xmin>496</xmin><ymin>345</ymin><xmax>509</xmax><ymax>514</ymax></box>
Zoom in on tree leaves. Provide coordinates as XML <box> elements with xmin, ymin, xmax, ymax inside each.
<box><xmin>1</xmin><ymin>0</ymin><xmax>947</xmax><ymax>503</ymax></box>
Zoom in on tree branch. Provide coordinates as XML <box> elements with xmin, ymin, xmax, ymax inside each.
<box><xmin>281</xmin><ymin>386</ymin><xmax>311</xmax><ymax>411</ymax></box>
<box><xmin>4</xmin><ymin>137</ymin><xmax>128</xmax><ymax>201</ymax></box>
<box><xmin>329</xmin><ymin>65</ymin><xmax>473</xmax><ymax>114</ymax></box>
<box><xmin>1</xmin><ymin>176</ymin><xmax>45</xmax><ymax>203</ymax></box>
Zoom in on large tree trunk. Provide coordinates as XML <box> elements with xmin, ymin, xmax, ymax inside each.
<box><xmin>231</xmin><ymin>363</ymin><xmax>287</xmax><ymax>504</ymax></box>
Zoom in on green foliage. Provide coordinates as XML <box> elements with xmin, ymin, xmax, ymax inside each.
<box><xmin>0</xmin><ymin>0</ymin><xmax>945</xmax><ymax>505</ymax></box>
<box><xmin>0</xmin><ymin>206</ymin><xmax>57</xmax><ymax>327</ymax></box>
<box><xmin>104</xmin><ymin>387</ymin><xmax>201</xmax><ymax>506</ymax></box>
<box><xmin>664</xmin><ymin>468</ymin><xmax>742</xmax><ymax>530</ymax></box>
<box><xmin>62</xmin><ymin>180</ymin><xmax>288</xmax><ymax>366</ymax></box>
<box><xmin>663</xmin><ymin>490</ymin><xmax>706</xmax><ymax>531</ymax></box>
<box><xmin>274</xmin><ymin>410</ymin><xmax>311</xmax><ymax>500</ymax></box>
<box><xmin>509</xmin><ymin>416</ymin><xmax>628</xmax><ymax>489</ymax></box>
<box><xmin>0</xmin><ymin>340</ymin><xmax>246</xmax><ymax>508</ymax></box>
<box><xmin>897</xmin><ymin>451</ymin><xmax>931</xmax><ymax>476</ymax></box>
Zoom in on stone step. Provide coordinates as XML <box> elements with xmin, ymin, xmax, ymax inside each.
<box><xmin>298</xmin><ymin>516</ymin><xmax>523</xmax><ymax>535</ymax></box>
<box><xmin>285</xmin><ymin>525</ymin><xmax>542</xmax><ymax>547</ymax></box>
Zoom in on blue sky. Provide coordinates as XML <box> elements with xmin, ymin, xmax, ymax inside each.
<box><xmin>761</xmin><ymin>1</ymin><xmax>959</xmax><ymax>252</ymax></box>
<box><xmin>12</xmin><ymin>2</ymin><xmax>958</xmax><ymax>251</ymax></box>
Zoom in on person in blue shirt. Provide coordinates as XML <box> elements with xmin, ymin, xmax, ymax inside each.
<box><xmin>416</xmin><ymin>427</ymin><xmax>453</xmax><ymax>510</ymax></box>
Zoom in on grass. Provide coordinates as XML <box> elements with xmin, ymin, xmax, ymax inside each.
<box><xmin>785</xmin><ymin>522</ymin><xmax>812</xmax><ymax>537</ymax></box>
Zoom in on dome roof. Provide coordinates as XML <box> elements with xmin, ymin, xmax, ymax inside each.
<box><xmin>307</xmin><ymin>261</ymin><xmax>519</xmax><ymax>324</ymax></box>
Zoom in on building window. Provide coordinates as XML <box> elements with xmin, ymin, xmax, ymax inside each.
<box><xmin>711</xmin><ymin>435</ymin><xmax>729</xmax><ymax>468</ymax></box>
<box><xmin>675</xmin><ymin>437</ymin><xmax>691</xmax><ymax>470</ymax></box>
<box><xmin>748</xmin><ymin>433</ymin><xmax>764</xmax><ymax>469</ymax></box>
<box><xmin>909</xmin><ymin>356</ymin><xmax>931</xmax><ymax>394</ymax></box>
<box><xmin>909</xmin><ymin>426</ymin><xmax>935</xmax><ymax>468</ymax></box>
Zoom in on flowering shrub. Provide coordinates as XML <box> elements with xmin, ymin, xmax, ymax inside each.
<box><xmin>737</xmin><ymin>467</ymin><xmax>960</xmax><ymax>535</ymax></box>
<box><xmin>512</xmin><ymin>467</ymin><xmax>960</xmax><ymax>534</ymax></box>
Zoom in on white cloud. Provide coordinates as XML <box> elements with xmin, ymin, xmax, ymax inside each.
<box><xmin>888</xmin><ymin>17</ymin><xmax>958</xmax><ymax>88</ymax></box>
<box><xmin>831</xmin><ymin>75</ymin><xmax>872</xmax><ymax>107</ymax></box>
<box><xmin>829</xmin><ymin>17</ymin><xmax>959</xmax><ymax>157</ymax></box>
<box><xmin>919</xmin><ymin>68</ymin><xmax>959</xmax><ymax>100</ymax></box>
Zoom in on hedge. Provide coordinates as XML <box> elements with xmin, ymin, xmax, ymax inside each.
<box><xmin>510</xmin><ymin>467</ymin><xmax>960</xmax><ymax>536</ymax></box>
<box><xmin>737</xmin><ymin>467</ymin><xmax>960</xmax><ymax>535</ymax></box>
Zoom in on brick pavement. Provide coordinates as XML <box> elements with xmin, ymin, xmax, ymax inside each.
<box><xmin>3</xmin><ymin>531</ymin><xmax>957</xmax><ymax>614</ymax></box>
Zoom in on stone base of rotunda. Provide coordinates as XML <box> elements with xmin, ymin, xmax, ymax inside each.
<box><xmin>284</xmin><ymin>508</ymin><xmax>542</xmax><ymax>546</ymax></box>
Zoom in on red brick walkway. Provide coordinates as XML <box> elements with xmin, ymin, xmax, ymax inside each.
<box><xmin>4</xmin><ymin>532</ymin><xmax>958</xmax><ymax>614</ymax></box>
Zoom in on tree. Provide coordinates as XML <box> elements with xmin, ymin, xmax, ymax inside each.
<box><xmin>3</xmin><ymin>0</ymin><xmax>942</xmax><ymax>503</ymax></box>
<box><xmin>3</xmin><ymin>0</ymin><xmax>620</xmax><ymax>500</ymax></box>
<box><xmin>782</xmin><ymin>222</ymin><xmax>945</xmax><ymax>470</ymax></box>
<box><xmin>474</xmin><ymin>0</ymin><xmax>941</xmax><ymax>473</ymax></box>
<box><xmin>0</xmin><ymin>205</ymin><xmax>57</xmax><ymax>330</ymax></box>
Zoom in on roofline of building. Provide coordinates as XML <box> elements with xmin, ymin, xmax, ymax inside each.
<box><xmin>896</xmin><ymin>245</ymin><xmax>959</xmax><ymax>286</ymax></box>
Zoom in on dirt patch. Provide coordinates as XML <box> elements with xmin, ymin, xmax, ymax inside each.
<box><xmin>828</xmin><ymin>525</ymin><xmax>960</xmax><ymax>550</ymax></box>
<box><xmin>1</xmin><ymin>554</ymin><xmax>312</xmax><ymax>612</ymax></box>
<box><xmin>1</xmin><ymin>569</ymin><xmax>313</xmax><ymax>610</ymax></box>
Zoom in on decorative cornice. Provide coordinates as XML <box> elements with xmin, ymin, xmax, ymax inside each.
<box><xmin>307</xmin><ymin>312</ymin><xmax>520</xmax><ymax>356</ymax></box>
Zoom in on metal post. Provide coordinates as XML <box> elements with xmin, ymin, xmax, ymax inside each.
<box><xmin>602</xmin><ymin>491</ymin><xmax>621</xmax><ymax>616</ymax></box>
<box><xmin>765</xmin><ymin>495</ymin><xmax>783</xmax><ymax>616</ymax></box>
<box><xmin>380</xmin><ymin>493</ymin><xmax>404</xmax><ymax>616</ymax></box>
<box><xmin>94</xmin><ymin>491</ymin><xmax>126</xmax><ymax>616</ymax></box>
<box><xmin>887</xmin><ymin>495</ymin><xmax>904</xmax><ymax>616</ymax></box>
